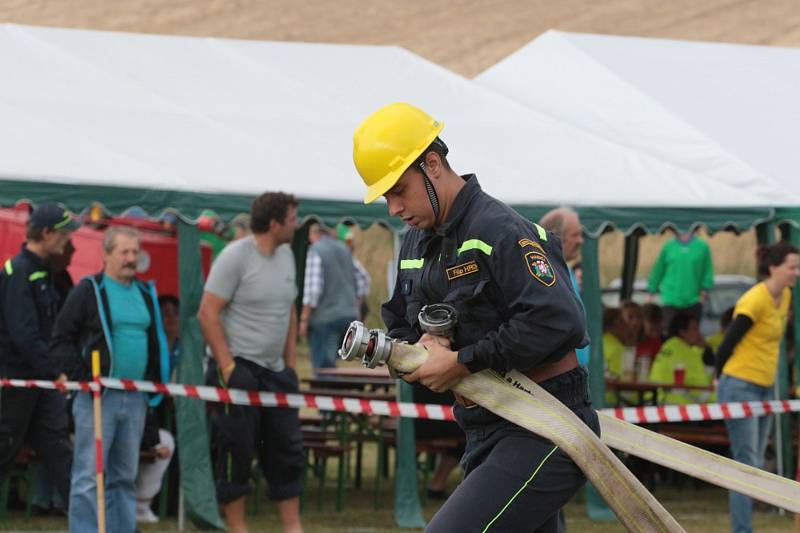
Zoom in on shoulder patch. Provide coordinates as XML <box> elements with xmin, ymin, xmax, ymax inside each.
<box><xmin>524</xmin><ymin>251</ymin><xmax>556</xmax><ymax>287</ymax></box>
<box><xmin>518</xmin><ymin>238</ymin><xmax>545</xmax><ymax>252</ymax></box>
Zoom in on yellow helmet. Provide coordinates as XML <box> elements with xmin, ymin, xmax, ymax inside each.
<box><xmin>353</xmin><ymin>102</ymin><xmax>444</xmax><ymax>204</ymax></box>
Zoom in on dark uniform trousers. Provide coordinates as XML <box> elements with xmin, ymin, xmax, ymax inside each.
<box><xmin>206</xmin><ymin>358</ymin><xmax>304</xmax><ymax>503</ymax></box>
<box><xmin>0</xmin><ymin>248</ymin><xmax>73</xmax><ymax>506</ymax></box>
<box><xmin>0</xmin><ymin>388</ymin><xmax>73</xmax><ymax>505</ymax></box>
<box><xmin>426</xmin><ymin>367</ymin><xmax>599</xmax><ymax>533</ymax></box>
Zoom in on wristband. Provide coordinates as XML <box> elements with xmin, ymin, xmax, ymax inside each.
<box><xmin>221</xmin><ymin>361</ymin><xmax>236</xmax><ymax>374</ymax></box>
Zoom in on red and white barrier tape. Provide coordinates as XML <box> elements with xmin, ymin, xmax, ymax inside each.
<box><xmin>2</xmin><ymin>377</ymin><xmax>799</xmax><ymax>424</ymax></box>
<box><xmin>0</xmin><ymin>377</ymin><xmax>455</xmax><ymax>421</ymax></box>
<box><xmin>606</xmin><ymin>400</ymin><xmax>800</xmax><ymax>425</ymax></box>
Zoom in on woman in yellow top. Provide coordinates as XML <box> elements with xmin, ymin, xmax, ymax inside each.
<box><xmin>716</xmin><ymin>241</ymin><xmax>799</xmax><ymax>533</ymax></box>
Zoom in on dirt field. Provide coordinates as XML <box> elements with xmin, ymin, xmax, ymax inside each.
<box><xmin>2</xmin><ymin>0</ymin><xmax>800</xmax><ymax>77</ymax></box>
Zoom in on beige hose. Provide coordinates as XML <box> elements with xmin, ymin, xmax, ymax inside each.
<box><xmin>500</xmin><ymin>369</ymin><xmax>800</xmax><ymax>514</ymax></box>
<box><xmin>388</xmin><ymin>342</ymin><xmax>685</xmax><ymax>533</ymax></box>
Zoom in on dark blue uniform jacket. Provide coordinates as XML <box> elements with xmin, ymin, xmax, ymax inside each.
<box><xmin>382</xmin><ymin>175</ymin><xmax>588</xmax><ymax>377</ymax></box>
<box><xmin>0</xmin><ymin>246</ymin><xmax>61</xmax><ymax>379</ymax></box>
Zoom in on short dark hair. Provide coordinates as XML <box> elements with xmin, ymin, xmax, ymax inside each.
<box><xmin>250</xmin><ymin>192</ymin><xmax>298</xmax><ymax>234</ymax></box>
<box><xmin>26</xmin><ymin>223</ymin><xmax>45</xmax><ymax>242</ymax></box>
<box><xmin>412</xmin><ymin>137</ymin><xmax>451</xmax><ymax>173</ymax></box>
<box><xmin>756</xmin><ymin>241</ymin><xmax>799</xmax><ymax>277</ymax></box>
<box><xmin>667</xmin><ymin>311</ymin><xmax>696</xmax><ymax>338</ymax></box>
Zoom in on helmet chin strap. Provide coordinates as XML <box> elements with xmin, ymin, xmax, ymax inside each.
<box><xmin>419</xmin><ymin>161</ymin><xmax>441</xmax><ymax>223</ymax></box>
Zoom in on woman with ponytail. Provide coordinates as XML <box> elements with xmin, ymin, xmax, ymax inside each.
<box><xmin>716</xmin><ymin>241</ymin><xmax>799</xmax><ymax>533</ymax></box>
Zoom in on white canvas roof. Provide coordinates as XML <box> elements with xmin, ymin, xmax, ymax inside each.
<box><xmin>477</xmin><ymin>30</ymin><xmax>800</xmax><ymax>206</ymax></box>
<box><xmin>0</xmin><ymin>24</ymin><xmax>791</xmax><ymax>208</ymax></box>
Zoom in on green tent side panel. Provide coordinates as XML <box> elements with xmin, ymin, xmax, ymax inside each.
<box><xmin>0</xmin><ymin>179</ymin><xmax>403</xmax><ymax>229</ymax></box>
<box><xmin>581</xmin><ymin>235</ymin><xmax>605</xmax><ymax>407</ymax></box>
<box><xmin>394</xmin><ymin>380</ymin><xmax>426</xmax><ymax>528</ymax></box>
<box><xmin>511</xmin><ymin>205</ymin><xmax>774</xmax><ymax>238</ymax></box>
<box><xmin>176</xmin><ymin>221</ymin><xmax>224</xmax><ymax>530</ymax></box>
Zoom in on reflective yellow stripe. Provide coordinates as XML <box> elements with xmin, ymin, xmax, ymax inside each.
<box><xmin>53</xmin><ymin>213</ymin><xmax>73</xmax><ymax>230</ymax></box>
<box><xmin>3</xmin><ymin>259</ymin><xmax>12</xmax><ymax>275</ymax></box>
<box><xmin>28</xmin><ymin>271</ymin><xmax>47</xmax><ymax>282</ymax></box>
<box><xmin>534</xmin><ymin>223</ymin><xmax>548</xmax><ymax>241</ymax></box>
<box><xmin>456</xmin><ymin>239</ymin><xmax>493</xmax><ymax>257</ymax></box>
<box><xmin>399</xmin><ymin>258</ymin><xmax>424</xmax><ymax>270</ymax></box>
<box><xmin>482</xmin><ymin>445</ymin><xmax>560</xmax><ymax>532</ymax></box>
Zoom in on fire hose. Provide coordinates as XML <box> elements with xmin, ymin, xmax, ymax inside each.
<box><xmin>338</xmin><ymin>305</ymin><xmax>800</xmax><ymax>532</ymax></box>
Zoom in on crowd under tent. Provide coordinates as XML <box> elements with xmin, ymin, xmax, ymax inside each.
<box><xmin>477</xmin><ymin>29</ymin><xmax>800</xmax><ymax>479</ymax></box>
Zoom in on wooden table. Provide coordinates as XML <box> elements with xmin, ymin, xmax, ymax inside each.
<box><xmin>302</xmin><ymin>372</ymin><xmax>395</xmax><ymax>392</ymax></box>
<box><xmin>605</xmin><ymin>379</ymin><xmax>715</xmax><ymax>407</ymax></box>
<box><xmin>316</xmin><ymin>367</ymin><xmax>391</xmax><ymax>379</ymax></box>
<box><xmin>300</xmin><ymin>387</ymin><xmax>396</xmax><ymax>403</ymax></box>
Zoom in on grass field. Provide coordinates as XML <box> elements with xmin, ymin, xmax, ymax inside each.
<box><xmin>1</xmin><ymin>482</ymin><xmax>794</xmax><ymax>531</ymax></box>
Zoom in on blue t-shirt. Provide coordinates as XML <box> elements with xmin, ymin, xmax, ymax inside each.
<box><xmin>569</xmin><ymin>266</ymin><xmax>591</xmax><ymax>368</ymax></box>
<box><xmin>104</xmin><ymin>275</ymin><xmax>150</xmax><ymax>380</ymax></box>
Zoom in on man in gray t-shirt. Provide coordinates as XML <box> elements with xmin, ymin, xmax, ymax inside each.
<box><xmin>198</xmin><ymin>192</ymin><xmax>304</xmax><ymax>533</ymax></box>
<box><xmin>205</xmin><ymin>236</ymin><xmax>297</xmax><ymax>372</ymax></box>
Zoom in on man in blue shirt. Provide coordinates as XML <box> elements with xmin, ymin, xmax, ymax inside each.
<box><xmin>51</xmin><ymin>226</ymin><xmax>169</xmax><ymax>533</ymax></box>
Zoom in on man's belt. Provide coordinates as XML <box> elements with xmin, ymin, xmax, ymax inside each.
<box><xmin>455</xmin><ymin>351</ymin><xmax>579</xmax><ymax>408</ymax></box>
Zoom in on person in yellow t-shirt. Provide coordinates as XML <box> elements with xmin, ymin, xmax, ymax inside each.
<box><xmin>603</xmin><ymin>307</ymin><xmax>635</xmax><ymax>405</ymax></box>
<box><xmin>715</xmin><ymin>242</ymin><xmax>800</xmax><ymax>533</ymax></box>
<box><xmin>649</xmin><ymin>312</ymin><xmax>715</xmax><ymax>405</ymax></box>
<box><xmin>603</xmin><ymin>308</ymin><xmax>626</xmax><ymax>379</ymax></box>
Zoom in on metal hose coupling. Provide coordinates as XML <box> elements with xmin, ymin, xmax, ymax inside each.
<box><xmin>338</xmin><ymin>321</ymin><xmax>393</xmax><ymax>369</ymax></box>
<box><xmin>417</xmin><ymin>303</ymin><xmax>457</xmax><ymax>338</ymax></box>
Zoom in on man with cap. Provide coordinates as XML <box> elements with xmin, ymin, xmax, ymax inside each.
<box><xmin>353</xmin><ymin>103</ymin><xmax>599</xmax><ymax>532</ymax></box>
<box><xmin>0</xmin><ymin>202</ymin><xmax>79</xmax><ymax>511</ymax></box>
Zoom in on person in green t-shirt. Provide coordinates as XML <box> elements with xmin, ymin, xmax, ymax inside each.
<box><xmin>649</xmin><ymin>312</ymin><xmax>715</xmax><ymax>405</ymax></box>
<box><xmin>647</xmin><ymin>231</ymin><xmax>714</xmax><ymax>330</ymax></box>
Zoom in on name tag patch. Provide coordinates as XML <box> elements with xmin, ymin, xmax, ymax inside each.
<box><xmin>525</xmin><ymin>252</ymin><xmax>556</xmax><ymax>286</ymax></box>
<box><xmin>446</xmin><ymin>260</ymin><xmax>479</xmax><ymax>281</ymax></box>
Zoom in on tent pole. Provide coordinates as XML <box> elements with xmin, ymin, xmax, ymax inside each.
<box><xmin>620</xmin><ymin>233</ymin><xmax>640</xmax><ymax>302</ymax></box>
<box><xmin>581</xmin><ymin>235</ymin><xmax>605</xmax><ymax>407</ymax></box>
<box><xmin>175</xmin><ymin>220</ymin><xmax>224</xmax><ymax>529</ymax></box>
<box><xmin>788</xmin><ymin>224</ymin><xmax>800</xmax><ymax>482</ymax></box>
<box><xmin>756</xmin><ymin>222</ymin><xmax>792</xmax><ymax>480</ymax></box>
<box><xmin>391</xmin><ymin>227</ymin><xmax>426</xmax><ymax>529</ymax></box>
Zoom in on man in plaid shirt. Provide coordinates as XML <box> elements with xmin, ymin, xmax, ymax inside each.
<box><xmin>299</xmin><ymin>223</ymin><xmax>369</xmax><ymax>370</ymax></box>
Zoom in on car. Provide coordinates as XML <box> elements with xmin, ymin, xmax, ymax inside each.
<box><xmin>601</xmin><ymin>274</ymin><xmax>756</xmax><ymax>337</ymax></box>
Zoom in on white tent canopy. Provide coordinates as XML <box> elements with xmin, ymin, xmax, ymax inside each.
<box><xmin>0</xmin><ymin>24</ymin><xmax>790</xmax><ymax>210</ymax></box>
<box><xmin>477</xmin><ymin>30</ymin><xmax>800</xmax><ymax>206</ymax></box>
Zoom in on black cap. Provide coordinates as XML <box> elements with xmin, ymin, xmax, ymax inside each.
<box><xmin>29</xmin><ymin>203</ymin><xmax>81</xmax><ymax>232</ymax></box>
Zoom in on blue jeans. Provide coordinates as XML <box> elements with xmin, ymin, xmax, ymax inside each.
<box><xmin>717</xmin><ymin>375</ymin><xmax>774</xmax><ymax>533</ymax></box>
<box><xmin>69</xmin><ymin>390</ymin><xmax>147</xmax><ymax>533</ymax></box>
<box><xmin>309</xmin><ymin>316</ymin><xmax>355</xmax><ymax>371</ymax></box>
